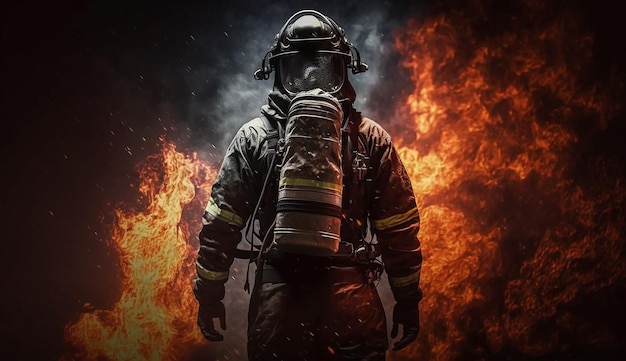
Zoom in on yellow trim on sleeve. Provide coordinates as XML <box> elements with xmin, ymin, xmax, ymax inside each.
<box><xmin>205</xmin><ymin>197</ymin><xmax>244</xmax><ymax>227</ymax></box>
<box><xmin>372</xmin><ymin>207</ymin><xmax>420</xmax><ymax>231</ymax></box>
<box><xmin>279</xmin><ymin>177</ymin><xmax>342</xmax><ymax>193</ymax></box>
<box><xmin>196</xmin><ymin>261</ymin><xmax>229</xmax><ymax>281</ymax></box>
<box><xmin>389</xmin><ymin>270</ymin><xmax>421</xmax><ymax>288</ymax></box>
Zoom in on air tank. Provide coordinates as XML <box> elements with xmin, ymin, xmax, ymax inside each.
<box><xmin>274</xmin><ymin>90</ymin><xmax>343</xmax><ymax>256</ymax></box>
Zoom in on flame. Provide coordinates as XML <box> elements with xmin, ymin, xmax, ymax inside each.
<box><xmin>63</xmin><ymin>141</ymin><xmax>216</xmax><ymax>360</ymax></box>
<box><xmin>61</xmin><ymin>2</ymin><xmax>626</xmax><ymax>360</ymax></box>
<box><xmin>390</xmin><ymin>1</ymin><xmax>624</xmax><ymax>360</ymax></box>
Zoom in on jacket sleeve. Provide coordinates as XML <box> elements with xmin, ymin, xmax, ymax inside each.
<box><xmin>369</xmin><ymin>131</ymin><xmax>423</xmax><ymax>303</ymax></box>
<box><xmin>193</xmin><ymin>121</ymin><xmax>263</xmax><ymax>305</ymax></box>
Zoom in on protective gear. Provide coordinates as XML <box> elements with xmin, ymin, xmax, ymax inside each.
<box><xmin>274</xmin><ymin>89</ymin><xmax>344</xmax><ymax>256</ymax></box>
<box><xmin>194</xmin><ymin>9</ymin><xmax>423</xmax><ymax>358</ymax></box>
<box><xmin>193</xmin><ymin>270</ymin><xmax>228</xmax><ymax>342</ymax></box>
<box><xmin>278</xmin><ymin>52</ymin><xmax>346</xmax><ymax>95</ymax></box>
<box><xmin>194</xmin><ymin>100</ymin><xmax>423</xmax><ymax>352</ymax></box>
<box><xmin>247</xmin><ymin>265</ymin><xmax>388</xmax><ymax>361</ymax></box>
<box><xmin>254</xmin><ymin>10</ymin><xmax>367</xmax><ymax>102</ymax></box>
<box><xmin>390</xmin><ymin>301</ymin><xmax>420</xmax><ymax>351</ymax></box>
<box><xmin>197</xmin><ymin>302</ymin><xmax>226</xmax><ymax>342</ymax></box>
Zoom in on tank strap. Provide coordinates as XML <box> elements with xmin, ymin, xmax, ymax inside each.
<box><xmin>343</xmin><ymin>110</ymin><xmax>372</xmax><ymax>241</ymax></box>
<box><xmin>260</xmin><ymin>113</ymin><xmax>281</xmax><ymax>152</ymax></box>
<box><xmin>235</xmin><ymin>113</ymin><xmax>284</xmax><ymax>269</ymax></box>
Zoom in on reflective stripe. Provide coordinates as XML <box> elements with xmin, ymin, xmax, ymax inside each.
<box><xmin>389</xmin><ymin>269</ymin><xmax>421</xmax><ymax>288</ymax></box>
<box><xmin>205</xmin><ymin>197</ymin><xmax>243</xmax><ymax>227</ymax></box>
<box><xmin>279</xmin><ymin>177</ymin><xmax>342</xmax><ymax>193</ymax></box>
<box><xmin>196</xmin><ymin>261</ymin><xmax>229</xmax><ymax>281</ymax></box>
<box><xmin>372</xmin><ymin>207</ymin><xmax>420</xmax><ymax>231</ymax></box>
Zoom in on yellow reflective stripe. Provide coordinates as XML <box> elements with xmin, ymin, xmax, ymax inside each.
<box><xmin>389</xmin><ymin>270</ymin><xmax>421</xmax><ymax>288</ymax></box>
<box><xmin>279</xmin><ymin>177</ymin><xmax>342</xmax><ymax>193</ymax></box>
<box><xmin>196</xmin><ymin>261</ymin><xmax>229</xmax><ymax>281</ymax></box>
<box><xmin>373</xmin><ymin>207</ymin><xmax>420</xmax><ymax>231</ymax></box>
<box><xmin>205</xmin><ymin>197</ymin><xmax>243</xmax><ymax>227</ymax></box>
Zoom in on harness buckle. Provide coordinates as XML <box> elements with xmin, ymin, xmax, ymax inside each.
<box><xmin>354</xmin><ymin>243</ymin><xmax>380</xmax><ymax>264</ymax></box>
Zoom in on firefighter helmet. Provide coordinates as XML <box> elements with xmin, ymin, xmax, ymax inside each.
<box><xmin>254</xmin><ymin>10</ymin><xmax>368</xmax><ymax>97</ymax></box>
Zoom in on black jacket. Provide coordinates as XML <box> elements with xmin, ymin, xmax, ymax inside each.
<box><xmin>193</xmin><ymin>97</ymin><xmax>423</xmax><ymax>304</ymax></box>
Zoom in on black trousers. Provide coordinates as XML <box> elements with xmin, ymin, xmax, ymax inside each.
<box><xmin>247</xmin><ymin>265</ymin><xmax>388</xmax><ymax>361</ymax></box>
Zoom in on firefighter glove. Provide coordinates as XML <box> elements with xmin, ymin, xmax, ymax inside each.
<box><xmin>198</xmin><ymin>302</ymin><xmax>226</xmax><ymax>342</ymax></box>
<box><xmin>390</xmin><ymin>301</ymin><xmax>420</xmax><ymax>351</ymax></box>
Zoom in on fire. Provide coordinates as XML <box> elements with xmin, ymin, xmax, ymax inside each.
<box><xmin>63</xmin><ymin>141</ymin><xmax>216</xmax><ymax>360</ymax></box>
<box><xmin>390</xmin><ymin>2</ymin><xmax>624</xmax><ymax>361</ymax></box>
<box><xmin>62</xmin><ymin>2</ymin><xmax>625</xmax><ymax>360</ymax></box>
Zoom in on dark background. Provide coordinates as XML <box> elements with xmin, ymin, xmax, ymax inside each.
<box><xmin>2</xmin><ymin>0</ymin><xmax>625</xmax><ymax>360</ymax></box>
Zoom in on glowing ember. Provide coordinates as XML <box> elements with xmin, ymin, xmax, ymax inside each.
<box><xmin>63</xmin><ymin>141</ymin><xmax>216</xmax><ymax>360</ymax></box>
<box><xmin>390</xmin><ymin>2</ymin><xmax>624</xmax><ymax>360</ymax></box>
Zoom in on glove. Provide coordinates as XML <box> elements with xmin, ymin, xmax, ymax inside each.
<box><xmin>390</xmin><ymin>301</ymin><xmax>420</xmax><ymax>351</ymax></box>
<box><xmin>197</xmin><ymin>302</ymin><xmax>227</xmax><ymax>341</ymax></box>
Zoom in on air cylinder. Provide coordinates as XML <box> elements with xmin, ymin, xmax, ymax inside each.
<box><xmin>274</xmin><ymin>90</ymin><xmax>343</xmax><ymax>256</ymax></box>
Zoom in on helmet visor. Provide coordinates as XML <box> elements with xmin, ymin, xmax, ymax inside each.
<box><xmin>278</xmin><ymin>52</ymin><xmax>346</xmax><ymax>95</ymax></box>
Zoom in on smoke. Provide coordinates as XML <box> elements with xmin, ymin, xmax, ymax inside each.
<box><xmin>176</xmin><ymin>1</ymin><xmax>425</xmax><ymax>155</ymax></box>
<box><xmin>74</xmin><ymin>0</ymin><xmax>427</xmax><ymax>160</ymax></box>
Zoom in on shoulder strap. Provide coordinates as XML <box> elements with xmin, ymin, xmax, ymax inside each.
<box><xmin>235</xmin><ymin>114</ymin><xmax>284</xmax><ymax>261</ymax></box>
<box><xmin>236</xmin><ymin>113</ymin><xmax>285</xmax><ymax>292</ymax></box>
<box><xmin>260</xmin><ymin>113</ymin><xmax>283</xmax><ymax>152</ymax></box>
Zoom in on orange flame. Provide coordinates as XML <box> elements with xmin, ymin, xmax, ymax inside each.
<box><xmin>390</xmin><ymin>2</ymin><xmax>624</xmax><ymax>360</ymax></box>
<box><xmin>63</xmin><ymin>141</ymin><xmax>215</xmax><ymax>360</ymax></box>
<box><xmin>62</xmin><ymin>2</ymin><xmax>626</xmax><ymax>361</ymax></box>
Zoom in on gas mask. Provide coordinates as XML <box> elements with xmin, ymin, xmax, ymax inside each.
<box><xmin>277</xmin><ymin>51</ymin><xmax>347</xmax><ymax>96</ymax></box>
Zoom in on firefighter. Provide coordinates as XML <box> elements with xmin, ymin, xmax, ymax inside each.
<box><xmin>193</xmin><ymin>10</ymin><xmax>423</xmax><ymax>361</ymax></box>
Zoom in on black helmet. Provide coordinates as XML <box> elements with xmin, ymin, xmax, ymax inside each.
<box><xmin>254</xmin><ymin>10</ymin><xmax>368</xmax><ymax>98</ymax></box>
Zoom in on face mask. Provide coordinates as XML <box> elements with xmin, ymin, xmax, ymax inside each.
<box><xmin>278</xmin><ymin>52</ymin><xmax>346</xmax><ymax>95</ymax></box>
